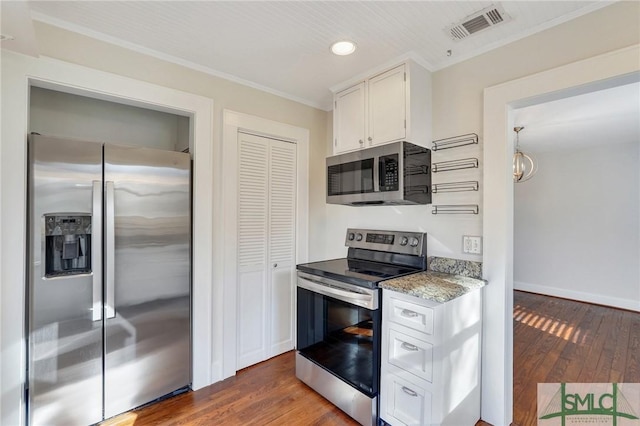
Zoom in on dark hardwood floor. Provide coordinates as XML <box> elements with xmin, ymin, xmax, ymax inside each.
<box><xmin>102</xmin><ymin>291</ymin><xmax>638</xmax><ymax>426</ymax></box>
<box><xmin>102</xmin><ymin>351</ymin><xmax>357</xmax><ymax>426</ymax></box>
<box><xmin>513</xmin><ymin>290</ymin><xmax>640</xmax><ymax>426</ymax></box>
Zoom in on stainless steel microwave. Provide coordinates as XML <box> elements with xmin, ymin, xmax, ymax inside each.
<box><xmin>326</xmin><ymin>141</ymin><xmax>431</xmax><ymax>206</ymax></box>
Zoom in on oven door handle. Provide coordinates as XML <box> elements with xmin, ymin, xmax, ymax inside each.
<box><xmin>297</xmin><ymin>276</ymin><xmax>378</xmax><ymax>310</ymax></box>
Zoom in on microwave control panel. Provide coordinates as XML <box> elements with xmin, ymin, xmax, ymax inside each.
<box><xmin>379</xmin><ymin>154</ymin><xmax>399</xmax><ymax>192</ymax></box>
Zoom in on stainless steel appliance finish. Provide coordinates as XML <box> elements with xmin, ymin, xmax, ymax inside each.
<box><xmin>296</xmin><ymin>228</ymin><xmax>427</xmax><ymax>426</ymax></box>
<box><xmin>326</xmin><ymin>141</ymin><xmax>431</xmax><ymax>206</ymax></box>
<box><xmin>297</xmin><ymin>272</ymin><xmax>379</xmax><ymax>310</ymax></box>
<box><xmin>296</xmin><ymin>353</ymin><xmax>377</xmax><ymax>426</ymax></box>
<box><xmin>27</xmin><ymin>134</ymin><xmax>191</xmax><ymax>425</ymax></box>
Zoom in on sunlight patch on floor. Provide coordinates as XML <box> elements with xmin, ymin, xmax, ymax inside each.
<box><xmin>514</xmin><ymin>304</ymin><xmax>588</xmax><ymax>344</ymax></box>
<box><xmin>100</xmin><ymin>412</ymin><xmax>138</xmax><ymax>426</ymax></box>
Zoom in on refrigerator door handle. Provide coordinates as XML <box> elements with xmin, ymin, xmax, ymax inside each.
<box><xmin>92</xmin><ymin>180</ymin><xmax>103</xmax><ymax>321</ymax></box>
<box><xmin>105</xmin><ymin>181</ymin><xmax>116</xmax><ymax>319</ymax></box>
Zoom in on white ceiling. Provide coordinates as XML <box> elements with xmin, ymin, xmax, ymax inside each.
<box><xmin>9</xmin><ymin>1</ymin><xmax>613</xmax><ymax>111</ymax></box>
<box><xmin>514</xmin><ymin>81</ymin><xmax>640</xmax><ymax>153</ymax></box>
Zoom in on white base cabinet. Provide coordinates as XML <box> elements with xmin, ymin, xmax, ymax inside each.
<box><xmin>380</xmin><ymin>289</ymin><xmax>482</xmax><ymax>426</ymax></box>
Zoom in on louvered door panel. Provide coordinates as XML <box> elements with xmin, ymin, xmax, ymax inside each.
<box><xmin>236</xmin><ymin>133</ymin><xmax>296</xmax><ymax>370</ymax></box>
<box><xmin>269</xmin><ymin>141</ymin><xmax>296</xmax><ymax>265</ymax></box>
<box><xmin>268</xmin><ymin>140</ymin><xmax>296</xmax><ymax>355</ymax></box>
<box><xmin>237</xmin><ymin>134</ymin><xmax>269</xmax><ymax>369</ymax></box>
<box><xmin>238</xmin><ymin>138</ymin><xmax>268</xmax><ymax>267</ymax></box>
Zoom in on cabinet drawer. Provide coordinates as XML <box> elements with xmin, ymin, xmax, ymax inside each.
<box><xmin>382</xmin><ymin>374</ymin><xmax>432</xmax><ymax>426</ymax></box>
<box><xmin>388</xmin><ymin>329</ymin><xmax>433</xmax><ymax>382</ymax></box>
<box><xmin>387</xmin><ymin>296</ymin><xmax>434</xmax><ymax>335</ymax></box>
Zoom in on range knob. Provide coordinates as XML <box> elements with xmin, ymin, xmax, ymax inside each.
<box><xmin>400</xmin><ymin>236</ymin><xmax>409</xmax><ymax>246</ymax></box>
<box><xmin>348</xmin><ymin>232</ymin><xmax>355</xmax><ymax>241</ymax></box>
<box><xmin>355</xmin><ymin>233</ymin><xmax>363</xmax><ymax>241</ymax></box>
<box><xmin>409</xmin><ymin>237</ymin><xmax>420</xmax><ymax>247</ymax></box>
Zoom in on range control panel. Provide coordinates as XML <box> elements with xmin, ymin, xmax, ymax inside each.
<box><xmin>345</xmin><ymin>228</ymin><xmax>427</xmax><ymax>256</ymax></box>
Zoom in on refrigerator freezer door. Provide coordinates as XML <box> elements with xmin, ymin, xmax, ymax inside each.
<box><xmin>103</xmin><ymin>144</ymin><xmax>191</xmax><ymax>418</ymax></box>
<box><xmin>27</xmin><ymin>135</ymin><xmax>104</xmax><ymax>426</ymax></box>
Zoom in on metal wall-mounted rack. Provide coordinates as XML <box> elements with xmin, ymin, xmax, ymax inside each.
<box><xmin>431</xmin><ymin>204</ymin><xmax>479</xmax><ymax>215</ymax></box>
<box><xmin>432</xmin><ymin>158</ymin><xmax>478</xmax><ymax>173</ymax></box>
<box><xmin>432</xmin><ymin>181</ymin><xmax>478</xmax><ymax>193</ymax></box>
<box><xmin>406</xmin><ymin>185</ymin><xmax>430</xmax><ymax>195</ymax></box>
<box><xmin>405</xmin><ymin>165</ymin><xmax>430</xmax><ymax>176</ymax></box>
<box><xmin>432</xmin><ymin>133</ymin><xmax>478</xmax><ymax>151</ymax></box>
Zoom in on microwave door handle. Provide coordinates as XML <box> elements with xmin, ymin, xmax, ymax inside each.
<box><xmin>373</xmin><ymin>156</ymin><xmax>380</xmax><ymax>192</ymax></box>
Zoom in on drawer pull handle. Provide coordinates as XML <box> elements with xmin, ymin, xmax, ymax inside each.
<box><xmin>400</xmin><ymin>341</ymin><xmax>419</xmax><ymax>351</ymax></box>
<box><xmin>401</xmin><ymin>386</ymin><xmax>418</xmax><ymax>397</ymax></box>
<box><xmin>401</xmin><ymin>309</ymin><xmax>418</xmax><ymax>318</ymax></box>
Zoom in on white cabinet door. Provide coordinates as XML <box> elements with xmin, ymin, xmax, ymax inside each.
<box><xmin>237</xmin><ymin>133</ymin><xmax>296</xmax><ymax>370</ymax></box>
<box><xmin>368</xmin><ymin>64</ymin><xmax>406</xmax><ymax>146</ymax></box>
<box><xmin>334</xmin><ymin>82</ymin><xmax>366</xmax><ymax>154</ymax></box>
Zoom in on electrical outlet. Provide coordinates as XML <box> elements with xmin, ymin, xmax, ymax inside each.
<box><xmin>463</xmin><ymin>236</ymin><xmax>482</xmax><ymax>254</ymax></box>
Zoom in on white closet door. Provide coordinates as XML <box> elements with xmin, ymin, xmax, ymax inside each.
<box><xmin>237</xmin><ymin>132</ymin><xmax>296</xmax><ymax>370</ymax></box>
<box><xmin>237</xmin><ymin>134</ymin><xmax>269</xmax><ymax>369</ymax></box>
<box><xmin>268</xmin><ymin>140</ymin><xmax>296</xmax><ymax>356</ymax></box>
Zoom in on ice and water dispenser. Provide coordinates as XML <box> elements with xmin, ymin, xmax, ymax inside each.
<box><xmin>44</xmin><ymin>214</ymin><xmax>92</xmax><ymax>277</ymax></box>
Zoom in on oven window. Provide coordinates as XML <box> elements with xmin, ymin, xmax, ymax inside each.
<box><xmin>296</xmin><ymin>286</ymin><xmax>380</xmax><ymax>396</ymax></box>
<box><xmin>327</xmin><ymin>158</ymin><xmax>375</xmax><ymax>196</ymax></box>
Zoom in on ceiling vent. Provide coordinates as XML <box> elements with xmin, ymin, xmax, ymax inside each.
<box><xmin>446</xmin><ymin>4</ymin><xmax>511</xmax><ymax>41</ymax></box>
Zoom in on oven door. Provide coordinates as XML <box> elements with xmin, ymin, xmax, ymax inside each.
<box><xmin>296</xmin><ymin>272</ymin><xmax>381</xmax><ymax>397</ymax></box>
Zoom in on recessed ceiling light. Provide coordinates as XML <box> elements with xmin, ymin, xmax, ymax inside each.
<box><xmin>0</xmin><ymin>34</ymin><xmax>15</xmax><ymax>41</ymax></box>
<box><xmin>331</xmin><ymin>40</ymin><xmax>356</xmax><ymax>56</ymax></box>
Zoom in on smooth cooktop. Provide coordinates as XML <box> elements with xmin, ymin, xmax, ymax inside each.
<box><xmin>296</xmin><ymin>258</ymin><xmax>421</xmax><ymax>288</ymax></box>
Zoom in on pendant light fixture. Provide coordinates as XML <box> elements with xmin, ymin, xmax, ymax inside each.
<box><xmin>513</xmin><ymin>126</ymin><xmax>537</xmax><ymax>183</ymax></box>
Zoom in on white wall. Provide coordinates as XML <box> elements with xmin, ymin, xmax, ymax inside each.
<box><xmin>514</xmin><ymin>142</ymin><xmax>640</xmax><ymax>310</ymax></box>
<box><xmin>30</xmin><ymin>86</ymin><xmax>189</xmax><ymax>151</ymax></box>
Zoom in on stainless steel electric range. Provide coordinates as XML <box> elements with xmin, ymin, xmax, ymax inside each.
<box><xmin>295</xmin><ymin>229</ymin><xmax>427</xmax><ymax>426</ymax></box>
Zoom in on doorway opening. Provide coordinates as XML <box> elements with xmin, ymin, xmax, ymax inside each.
<box><xmin>510</xmin><ymin>78</ymin><xmax>639</xmax><ymax>424</ymax></box>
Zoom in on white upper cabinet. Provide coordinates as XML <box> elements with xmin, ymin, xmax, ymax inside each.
<box><xmin>333</xmin><ymin>81</ymin><xmax>366</xmax><ymax>153</ymax></box>
<box><xmin>332</xmin><ymin>60</ymin><xmax>431</xmax><ymax>155</ymax></box>
<box><xmin>368</xmin><ymin>64</ymin><xmax>406</xmax><ymax>146</ymax></box>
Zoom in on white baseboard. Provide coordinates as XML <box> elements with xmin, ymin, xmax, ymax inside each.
<box><xmin>514</xmin><ymin>281</ymin><xmax>640</xmax><ymax>312</ymax></box>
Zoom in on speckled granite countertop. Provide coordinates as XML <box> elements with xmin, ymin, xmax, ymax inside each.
<box><xmin>379</xmin><ymin>257</ymin><xmax>487</xmax><ymax>303</ymax></box>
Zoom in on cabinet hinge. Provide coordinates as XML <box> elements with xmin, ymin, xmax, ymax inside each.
<box><xmin>334</xmin><ymin>101</ymin><xmax>337</xmax><ymax>109</ymax></box>
<box><xmin>404</xmin><ymin>119</ymin><xmax>406</xmax><ymax>129</ymax></box>
<box><xmin>334</xmin><ymin>138</ymin><xmax>337</xmax><ymax>147</ymax></box>
<box><xmin>404</xmin><ymin>72</ymin><xmax>406</xmax><ymax>82</ymax></box>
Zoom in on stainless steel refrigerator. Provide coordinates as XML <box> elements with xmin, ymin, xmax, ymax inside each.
<box><xmin>26</xmin><ymin>134</ymin><xmax>191</xmax><ymax>425</ymax></box>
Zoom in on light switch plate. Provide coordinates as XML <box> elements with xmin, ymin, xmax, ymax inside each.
<box><xmin>463</xmin><ymin>236</ymin><xmax>482</xmax><ymax>254</ymax></box>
